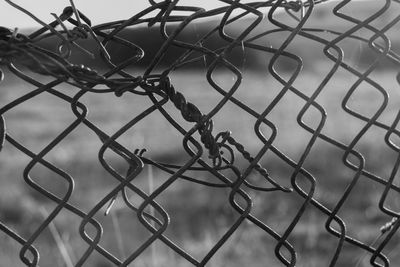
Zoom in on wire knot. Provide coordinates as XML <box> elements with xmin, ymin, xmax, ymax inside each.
<box><xmin>68</xmin><ymin>64</ymin><xmax>97</xmax><ymax>76</ymax></box>
<box><xmin>158</xmin><ymin>76</ymin><xmax>221</xmax><ymax>163</ymax></box>
<box><xmin>0</xmin><ymin>27</ymin><xmax>12</xmax><ymax>40</ymax></box>
<box><xmin>286</xmin><ymin>0</ymin><xmax>302</xmax><ymax>12</ymax></box>
<box><xmin>68</xmin><ymin>26</ymin><xmax>89</xmax><ymax>40</ymax></box>
<box><xmin>114</xmin><ymin>76</ymin><xmax>143</xmax><ymax>97</ymax></box>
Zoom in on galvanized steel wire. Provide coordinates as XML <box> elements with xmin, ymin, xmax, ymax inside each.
<box><xmin>1</xmin><ymin>0</ymin><xmax>400</xmax><ymax>266</ymax></box>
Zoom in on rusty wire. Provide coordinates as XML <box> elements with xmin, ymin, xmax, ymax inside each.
<box><xmin>1</xmin><ymin>0</ymin><xmax>400</xmax><ymax>266</ymax></box>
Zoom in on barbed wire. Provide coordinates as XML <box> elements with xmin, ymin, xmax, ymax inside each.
<box><xmin>1</xmin><ymin>0</ymin><xmax>400</xmax><ymax>266</ymax></box>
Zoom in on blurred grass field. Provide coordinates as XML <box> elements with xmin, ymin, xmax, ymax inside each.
<box><xmin>1</xmin><ymin>1</ymin><xmax>400</xmax><ymax>266</ymax></box>
<box><xmin>1</xmin><ymin>67</ymin><xmax>400</xmax><ymax>266</ymax></box>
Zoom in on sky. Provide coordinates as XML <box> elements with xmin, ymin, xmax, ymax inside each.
<box><xmin>0</xmin><ymin>0</ymin><xmax>230</xmax><ymax>28</ymax></box>
<box><xmin>0</xmin><ymin>0</ymin><xmax>369</xmax><ymax>29</ymax></box>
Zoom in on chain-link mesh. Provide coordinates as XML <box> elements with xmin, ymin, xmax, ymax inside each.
<box><xmin>1</xmin><ymin>0</ymin><xmax>400</xmax><ymax>266</ymax></box>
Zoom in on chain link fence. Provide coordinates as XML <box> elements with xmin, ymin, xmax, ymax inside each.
<box><xmin>1</xmin><ymin>0</ymin><xmax>400</xmax><ymax>266</ymax></box>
